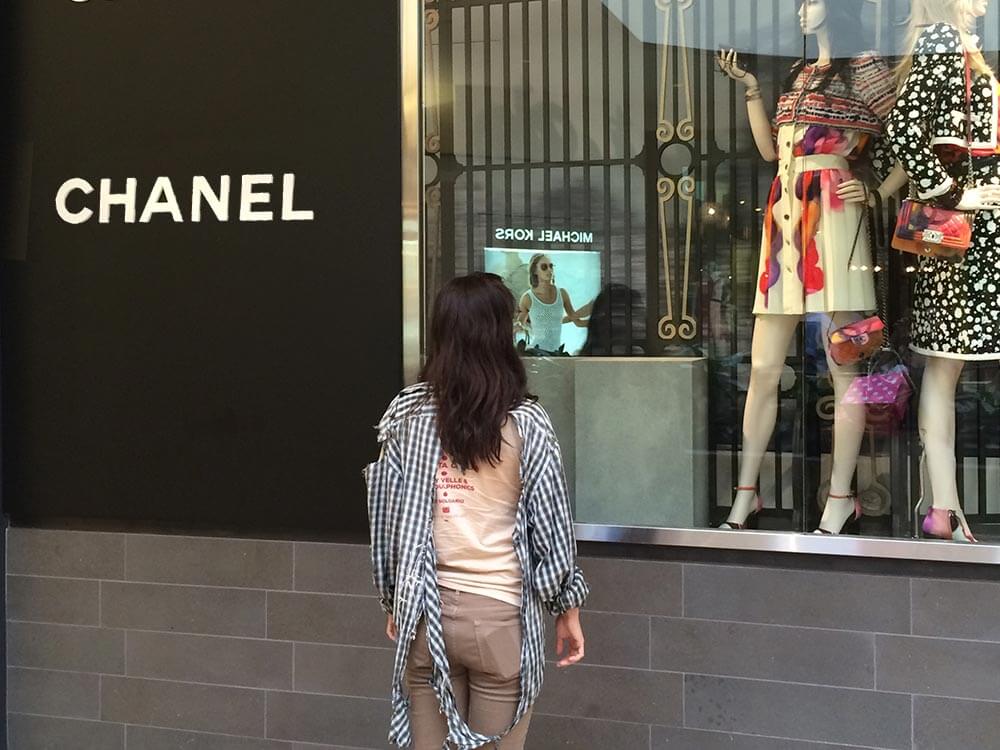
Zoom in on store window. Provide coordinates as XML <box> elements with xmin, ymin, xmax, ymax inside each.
<box><xmin>420</xmin><ymin>0</ymin><xmax>1000</xmax><ymax>546</ymax></box>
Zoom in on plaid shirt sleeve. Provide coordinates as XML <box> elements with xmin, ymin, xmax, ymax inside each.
<box><xmin>365</xmin><ymin>418</ymin><xmax>403</xmax><ymax>615</ymax></box>
<box><xmin>526</xmin><ymin>421</ymin><xmax>589</xmax><ymax>616</ymax></box>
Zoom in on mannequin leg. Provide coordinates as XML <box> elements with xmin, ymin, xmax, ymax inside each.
<box><xmin>917</xmin><ymin>355</ymin><xmax>975</xmax><ymax>541</ymax></box>
<box><xmin>815</xmin><ymin>312</ymin><xmax>866</xmax><ymax>534</ymax></box>
<box><xmin>918</xmin><ymin>355</ymin><xmax>964</xmax><ymax>509</ymax></box>
<box><xmin>725</xmin><ymin>314</ymin><xmax>800</xmax><ymax>527</ymax></box>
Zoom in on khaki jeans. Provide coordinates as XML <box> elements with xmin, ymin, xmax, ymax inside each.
<box><xmin>406</xmin><ymin>588</ymin><xmax>532</xmax><ymax>749</ymax></box>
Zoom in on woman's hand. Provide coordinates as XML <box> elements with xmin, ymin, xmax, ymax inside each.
<box><xmin>717</xmin><ymin>48</ymin><xmax>758</xmax><ymax>89</ymax></box>
<box><xmin>957</xmin><ymin>185</ymin><xmax>1000</xmax><ymax>210</ymax></box>
<box><xmin>554</xmin><ymin>608</ymin><xmax>585</xmax><ymax>667</ymax></box>
<box><xmin>386</xmin><ymin>614</ymin><xmax>397</xmax><ymax>642</ymax></box>
<box><xmin>837</xmin><ymin>179</ymin><xmax>872</xmax><ymax>205</ymax></box>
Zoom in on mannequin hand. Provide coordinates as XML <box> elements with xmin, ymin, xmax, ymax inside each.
<box><xmin>836</xmin><ymin>179</ymin><xmax>871</xmax><ymax>205</ymax></box>
<box><xmin>716</xmin><ymin>48</ymin><xmax>758</xmax><ymax>88</ymax></box>
<box><xmin>957</xmin><ymin>185</ymin><xmax>1000</xmax><ymax>210</ymax></box>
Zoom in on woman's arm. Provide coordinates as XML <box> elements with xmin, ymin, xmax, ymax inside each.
<box><xmin>526</xmin><ymin>421</ymin><xmax>590</xmax><ymax>617</ymax></box>
<box><xmin>560</xmin><ymin>289</ymin><xmax>591</xmax><ymax>327</ymax></box>
<box><xmin>717</xmin><ymin>49</ymin><xmax>778</xmax><ymax>163</ymax></box>
<box><xmin>365</xmin><ymin>434</ymin><xmax>402</xmax><ymax>615</ymax></box>
<box><xmin>515</xmin><ymin>291</ymin><xmax>532</xmax><ymax>333</ymax></box>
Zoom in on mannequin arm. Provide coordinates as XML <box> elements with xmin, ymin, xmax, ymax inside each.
<box><xmin>886</xmin><ymin>25</ymin><xmax>963</xmax><ymax>202</ymax></box>
<box><xmin>747</xmin><ymin>97</ymin><xmax>778</xmax><ymax>163</ymax></box>
<box><xmin>872</xmin><ymin>163</ymin><xmax>908</xmax><ymax>205</ymax></box>
<box><xmin>717</xmin><ymin>50</ymin><xmax>777</xmax><ymax>163</ymax></box>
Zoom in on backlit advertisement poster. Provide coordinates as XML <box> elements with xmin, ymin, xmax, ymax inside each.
<box><xmin>485</xmin><ymin>248</ymin><xmax>601</xmax><ymax>356</ymax></box>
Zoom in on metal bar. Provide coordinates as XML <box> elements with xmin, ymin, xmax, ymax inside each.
<box><xmin>562</xmin><ymin>0</ymin><xmax>571</xmax><ymax>224</ymax></box>
<box><xmin>401</xmin><ymin>0</ymin><xmax>424</xmax><ymax>384</ymax></box>
<box><xmin>465</xmin><ymin>5</ymin><xmax>475</xmax><ymax>271</ymax></box>
<box><xmin>582</xmin><ymin>0</ymin><xmax>591</xmax><ymax>227</ymax></box>
<box><xmin>644</xmin><ymin>2</ymin><xmax>660</xmax><ymax>355</ymax></box>
<box><xmin>503</xmin><ymin>2</ymin><xmax>513</xmax><ymax>226</ymax></box>
<box><xmin>439</xmin><ymin>6</ymin><xmax>457</xmax><ymax>285</ymax></box>
<box><xmin>523</xmin><ymin>0</ymin><xmax>531</xmax><ymax>225</ymax></box>
<box><xmin>543</xmin><ymin>0</ymin><xmax>552</xmax><ymax>220</ymax></box>
<box><xmin>601</xmin><ymin>2</ymin><xmax>612</xmax><ymax>292</ymax></box>
<box><xmin>485</xmin><ymin>4</ymin><xmax>494</xmax><ymax>249</ymax></box>
<box><xmin>622</xmin><ymin>0</ymin><xmax>633</xmax><ymax>352</ymax></box>
<box><xmin>574</xmin><ymin>523</ymin><xmax>1000</xmax><ymax>565</ymax></box>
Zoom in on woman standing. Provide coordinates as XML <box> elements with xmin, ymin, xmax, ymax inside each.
<box><xmin>886</xmin><ymin>0</ymin><xmax>1000</xmax><ymax>542</ymax></box>
<box><xmin>366</xmin><ymin>273</ymin><xmax>589</xmax><ymax>749</ymax></box>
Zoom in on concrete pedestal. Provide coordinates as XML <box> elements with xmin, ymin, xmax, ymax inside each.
<box><xmin>526</xmin><ymin>356</ymin><xmax>708</xmax><ymax>528</ymax></box>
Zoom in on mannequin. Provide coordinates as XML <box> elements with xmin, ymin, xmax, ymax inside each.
<box><xmin>886</xmin><ymin>0</ymin><xmax>1000</xmax><ymax>543</ymax></box>
<box><xmin>718</xmin><ymin>0</ymin><xmax>907</xmax><ymax>533</ymax></box>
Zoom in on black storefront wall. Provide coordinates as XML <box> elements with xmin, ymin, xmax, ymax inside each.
<box><xmin>1</xmin><ymin>0</ymin><xmax>402</xmax><ymax>536</ymax></box>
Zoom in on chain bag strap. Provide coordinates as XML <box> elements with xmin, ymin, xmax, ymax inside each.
<box><xmin>827</xmin><ymin>197</ymin><xmax>885</xmax><ymax>366</ymax></box>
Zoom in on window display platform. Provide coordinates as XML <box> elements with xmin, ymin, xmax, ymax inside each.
<box><xmin>575</xmin><ymin>524</ymin><xmax>1000</xmax><ymax>565</ymax></box>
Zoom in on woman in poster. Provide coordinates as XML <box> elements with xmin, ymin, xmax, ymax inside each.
<box><xmin>514</xmin><ymin>253</ymin><xmax>592</xmax><ymax>355</ymax></box>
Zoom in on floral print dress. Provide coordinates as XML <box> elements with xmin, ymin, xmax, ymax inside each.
<box><xmin>754</xmin><ymin>54</ymin><xmax>896</xmax><ymax>316</ymax></box>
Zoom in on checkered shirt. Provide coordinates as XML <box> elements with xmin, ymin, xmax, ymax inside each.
<box><xmin>365</xmin><ymin>383</ymin><xmax>589</xmax><ymax>750</ymax></box>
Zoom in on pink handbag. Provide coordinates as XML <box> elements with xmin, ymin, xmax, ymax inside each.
<box><xmin>841</xmin><ymin>360</ymin><xmax>913</xmax><ymax>435</ymax></box>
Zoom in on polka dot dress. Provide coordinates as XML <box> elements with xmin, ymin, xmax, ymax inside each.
<box><xmin>886</xmin><ymin>23</ymin><xmax>1000</xmax><ymax>360</ymax></box>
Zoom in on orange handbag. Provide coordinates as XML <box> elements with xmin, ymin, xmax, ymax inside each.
<box><xmin>892</xmin><ymin>50</ymin><xmax>976</xmax><ymax>262</ymax></box>
<box><xmin>891</xmin><ymin>200</ymin><xmax>974</xmax><ymax>261</ymax></box>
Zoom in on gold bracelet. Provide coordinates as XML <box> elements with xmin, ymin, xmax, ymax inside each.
<box><xmin>745</xmin><ymin>90</ymin><xmax>762</xmax><ymax>103</ymax></box>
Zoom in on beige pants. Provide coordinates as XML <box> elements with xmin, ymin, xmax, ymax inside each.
<box><xmin>406</xmin><ymin>588</ymin><xmax>532</xmax><ymax>749</ymax></box>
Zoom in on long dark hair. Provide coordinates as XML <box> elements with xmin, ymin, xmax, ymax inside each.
<box><xmin>421</xmin><ymin>273</ymin><xmax>531</xmax><ymax>470</ymax></box>
<box><xmin>783</xmin><ymin>0</ymin><xmax>868</xmax><ymax>96</ymax></box>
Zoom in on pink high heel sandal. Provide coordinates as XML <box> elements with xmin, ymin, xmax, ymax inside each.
<box><xmin>922</xmin><ymin>507</ymin><xmax>978</xmax><ymax>544</ymax></box>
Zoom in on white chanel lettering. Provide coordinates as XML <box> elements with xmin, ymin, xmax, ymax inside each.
<box><xmin>54</xmin><ymin>174</ymin><xmax>316</xmax><ymax>224</ymax></box>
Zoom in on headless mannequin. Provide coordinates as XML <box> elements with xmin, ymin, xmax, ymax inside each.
<box><xmin>895</xmin><ymin>0</ymin><xmax>1000</xmax><ymax>543</ymax></box>
<box><xmin>719</xmin><ymin>3</ymin><xmax>908</xmax><ymax>533</ymax></box>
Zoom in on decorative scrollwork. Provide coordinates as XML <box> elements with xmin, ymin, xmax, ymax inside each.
<box><xmin>657</xmin><ymin>177</ymin><xmax>677</xmax><ymax>339</ymax></box>
<box><xmin>424</xmin><ymin>9</ymin><xmax>439</xmax><ymax>31</ymax></box>
<box><xmin>426</xmin><ymin>134</ymin><xmax>441</xmax><ymax>154</ymax></box>
<box><xmin>657</xmin><ymin>0</ymin><xmax>696</xmax><ymax>144</ymax></box>
<box><xmin>657</xmin><ymin>177</ymin><xmax>676</xmax><ymax>201</ymax></box>
<box><xmin>656</xmin><ymin>122</ymin><xmax>674</xmax><ymax>143</ymax></box>
<box><xmin>674</xmin><ymin>176</ymin><xmax>697</xmax><ymax>340</ymax></box>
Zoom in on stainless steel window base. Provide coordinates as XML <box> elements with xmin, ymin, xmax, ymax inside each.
<box><xmin>575</xmin><ymin>524</ymin><xmax>1000</xmax><ymax>565</ymax></box>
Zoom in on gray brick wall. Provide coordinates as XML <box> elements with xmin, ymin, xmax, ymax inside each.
<box><xmin>6</xmin><ymin>528</ymin><xmax>1000</xmax><ymax>749</ymax></box>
